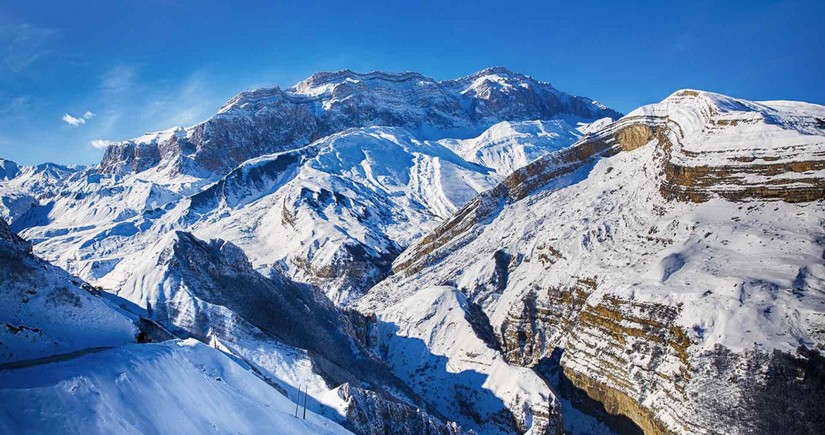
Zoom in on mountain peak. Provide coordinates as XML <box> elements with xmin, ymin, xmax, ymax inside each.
<box><xmin>101</xmin><ymin>67</ymin><xmax>621</xmax><ymax>177</ymax></box>
<box><xmin>457</xmin><ymin>66</ymin><xmax>537</xmax><ymax>82</ymax></box>
<box><xmin>290</xmin><ymin>69</ymin><xmax>434</xmax><ymax>97</ymax></box>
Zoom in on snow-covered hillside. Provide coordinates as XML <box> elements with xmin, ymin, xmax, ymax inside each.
<box><xmin>0</xmin><ymin>218</ymin><xmax>353</xmax><ymax>434</ymax></box>
<box><xmin>6</xmin><ymin>118</ymin><xmax>605</xmax><ymax>305</ymax></box>
<box><xmin>0</xmin><ymin>339</ymin><xmax>351</xmax><ymax>435</ymax></box>
<box><xmin>0</xmin><ymin>218</ymin><xmax>136</xmax><ymax>363</ymax></box>
<box><xmin>360</xmin><ymin>90</ymin><xmax>825</xmax><ymax>434</ymax></box>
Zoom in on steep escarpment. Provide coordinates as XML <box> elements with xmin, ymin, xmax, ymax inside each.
<box><xmin>361</xmin><ymin>90</ymin><xmax>825</xmax><ymax>434</ymax></box>
<box><xmin>650</xmin><ymin>90</ymin><xmax>825</xmax><ymax>203</ymax></box>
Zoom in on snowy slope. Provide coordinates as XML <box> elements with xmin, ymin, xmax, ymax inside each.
<box><xmin>183</xmin><ymin>126</ymin><xmax>500</xmax><ymax>303</ymax></box>
<box><xmin>0</xmin><ymin>218</ymin><xmax>137</xmax><ymax>364</ymax></box>
<box><xmin>0</xmin><ymin>339</ymin><xmax>351</xmax><ymax>435</ymax></box>
<box><xmin>441</xmin><ymin>119</ymin><xmax>605</xmax><ymax>175</ymax></box>
<box><xmin>360</xmin><ymin>90</ymin><xmax>825</xmax><ymax>434</ymax></box>
<box><xmin>13</xmin><ymin>119</ymin><xmax>598</xmax><ymax>306</ymax></box>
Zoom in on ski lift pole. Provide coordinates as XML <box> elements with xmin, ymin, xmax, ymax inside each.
<box><xmin>295</xmin><ymin>384</ymin><xmax>300</xmax><ymax>418</ymax></box>
<box><xmin>301</xmin><ymin>385</ymin><xmax>307</xmax><ymax>419</ymax></box>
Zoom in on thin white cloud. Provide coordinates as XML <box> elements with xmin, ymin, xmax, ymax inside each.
<box><xmin>86</xmin><ymin>66</ymin><xmax>219</xmax><ymax>148</ymax></box>
<box><xmin>94</xmin><ymin>65</ymin><xmax>138</xmax><ymax>133</ymax></box>
<box><xmin>90</xmin><ymin>139</ymin><xmax>114</xmax><ymax>149</ymax></box>
<box><xmin>62</xmin><ymin>113</ymin><xmax>85</xmax><ymax>126</ymax></box>
<box><xmin>145</xmin><ymin>71</ymin><xmax>213</xmax><ymax>126</ymax></box>
<box><xmin>62</xmin><ymin>110</ymin><xmax>95</xmax><ymax>126</ymax></box>
<box><xmin>100</xmin><ymin>65</ymin><xmax>136</xmax><ymax>95</ymax></box>
<box><xmin>0</xmin><ymin>96</ymin><xmax>30</xmax><ymax>114</ymax></box>
<box><xmin>0</xmin><ymin>22</ymin><xmax>56</xmax><ymax>72</ymax></box>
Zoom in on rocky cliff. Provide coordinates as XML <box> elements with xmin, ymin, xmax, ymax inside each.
<box><xmin>360</xmin><ymin>90</ymin><xmax>825</xmax><ymax>434</ymax></box>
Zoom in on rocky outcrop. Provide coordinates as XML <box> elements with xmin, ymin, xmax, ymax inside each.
<box><xmin>100</xmin><ymin>141</ymin><xmax>161</xmax><ymax>174</ymax></box>
<box><xmin>337</xmin><ymin>383</ymin><xmax>467</xmax><ymax>435</ymax></box>
<box><xmin>0</xmin><ymin>217</ymin><xmax>31</xmax><ymax>253</ymax></box>
<box><xmin>652</xmin><ymin>90</ymin><xmax>825</xmax><ymax>203</ymax></box>
<box><xmin>499</xmin><ymin>277</ymin><xmax>596</xmax><ymax>367</ymax></box>
<box><xmin>289</xmin><ymin>242</ymin><xmax>401</xmax><ymax>306</ymax></box>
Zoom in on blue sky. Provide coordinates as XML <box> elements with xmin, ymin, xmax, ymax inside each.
<box><xmin>1</xmin><ymin>0</ymin><xmax>823</xmax><ymax>166</ymax></box>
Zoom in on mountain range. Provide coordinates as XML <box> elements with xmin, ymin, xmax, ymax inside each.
<box><xmin>1</xmin><ymin>68</ymin><xmax>823</xmax><ymax>435</ymax></box>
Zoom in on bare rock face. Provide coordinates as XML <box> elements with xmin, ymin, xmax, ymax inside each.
<box><xmin>100</xmin><ymin>141</ymin><xmax>160</xmax><ymax>174</ymax></box>
<box><xmin>99</xmin><ymin>67</ymin><xmax>620</xmax><ymax>178</ymax></box>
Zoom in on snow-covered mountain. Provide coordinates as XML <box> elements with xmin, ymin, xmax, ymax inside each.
<box><xmin>0</xmin><ymin>68</ymin><xmax>618</xmax><ymax>306</ymax></box>
<box><xmin>0</xmin><ymin>67</ymin><xmax>618</xmax><ymax>434</ymax></box>
<box><xmin>359</xmin><ymin>90</ymin><xmax>825</xmax><ymax>434</ymax></box>
<box><xmin>99</xmin><ymin>67</ymin><xmax>619</xmax><ymax>178</ymax></box>
<box><xmin>0</xmin><ymin>70</ymin><xmax>600</xmax><ymax>433</ymax></box>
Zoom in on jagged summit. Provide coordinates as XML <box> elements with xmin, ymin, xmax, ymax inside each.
<box><xmin>99</xmin><ymin>67</ymin><xmax>621</xmax><ymax>177</ymax></box>
<box><xmin>448</xmin><ymin>66</ymin><xmax>544</xmax><ymax>88</ymax></box>
<box><xmin>293</xmin><ymin>69</ymin><xmax>434</xmax><ymax>95</ymax></box>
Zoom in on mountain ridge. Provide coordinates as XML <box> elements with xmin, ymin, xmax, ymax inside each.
<box><xmin>99</xmin><ymin>67</ymin><xmax>621</xmax><ymax>177</ymax></box>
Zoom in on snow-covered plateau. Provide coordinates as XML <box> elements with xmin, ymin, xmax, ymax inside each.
<box><xmin>2</xmin><ymin>69</ymin><xmax>824</xmax><ymax>435</ymax></box>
